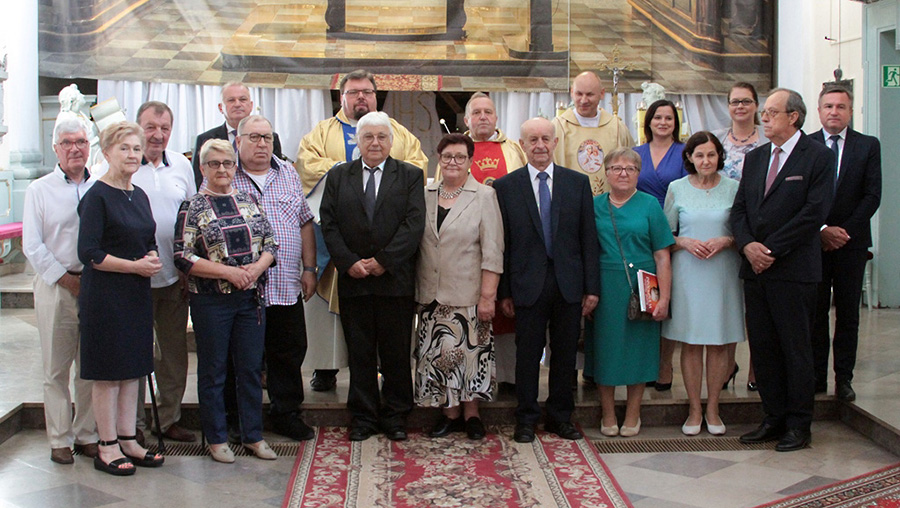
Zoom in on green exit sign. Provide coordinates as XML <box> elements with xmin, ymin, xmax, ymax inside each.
<box><xmin>884</xmin><ymin>66</ymin><xmax>900</xmax><ymax>87</ymax></box>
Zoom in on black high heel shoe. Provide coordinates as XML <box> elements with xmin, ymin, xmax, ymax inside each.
<box><xmin>723</xmin><ymin>364</ymin><xmax>739</xmax><ymax>390</ymax></box>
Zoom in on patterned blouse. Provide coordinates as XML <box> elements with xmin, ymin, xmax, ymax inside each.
<box><xmin>713</xmin><ymin>127</ymin><xmax>768</xmax><ymax>182</ymax></box>
<box><xmin>173</xmin><ymin>191</ymin><xmax>278</xmax><ymax>299</ymax></box>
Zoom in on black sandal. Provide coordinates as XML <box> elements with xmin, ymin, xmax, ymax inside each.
<box><xmin>94</xmin><ymin>439</ymin><xmax>136</xmax><ymax>476</ymax></box>
<box><xmin>118</xmin><ymin>435</ymin><xmax>165</xmax><ymax>467</ymax></box>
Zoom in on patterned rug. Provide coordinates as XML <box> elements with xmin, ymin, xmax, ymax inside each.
<box><xmin>282</xmin><ymin>426</ymin><xmax>632</xmax><ymax>508</ymax></box>
<box><xmin>756</xmin><ymin>463</ymin><xmax>900</xmax><ymax>507</ymax></box>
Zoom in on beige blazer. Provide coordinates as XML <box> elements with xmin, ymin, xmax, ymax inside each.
<box><xmin>415</xmin><ymin>174</ymin><xmax>504</xmax><ymax>307</ymax></box>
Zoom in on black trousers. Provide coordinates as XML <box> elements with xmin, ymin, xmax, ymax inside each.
<box><xmin>339</xmin><ymin>295</ymin><xmax>414</xmax><ymax>430</ymax></box>
<box><xmin>264</xmin><ymin>297</ymin><xmax>308</xmax><ymax>419</ymax></box>
<box><xmin>744</xmin><ymin>278</ymin><xmax>817</xmax><ymax>432</ymax></box>
<box><xmin>812</xmin><ymin>248</ymin><xmax>869</xmax><ymax>386</ymax></box>
<box><xmin>513</xmin><ymin>267</ymin><xmax>581</xmax><ymax>426</ymax></box>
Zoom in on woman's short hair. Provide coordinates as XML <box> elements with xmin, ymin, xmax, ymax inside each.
<box><xmin>357</xmin><ymin>111</ymin><xmax>393</xmax><ymax>139</ymax></box>
<box><xmin>200</xmin><ymin>139</ymin><xmax>236</xmax><ymax>165</ymax></box>
<box><xmin>643</xmin><ymin>99</ymin><xmax>680</xmax><ymax>143</ymax></box>
<box><xmin>729</xmin><ymin>82</ymin><xmax>761</xmax><ymax>125</ymax></box>
<box><xmin>99</xmin><ymin>121</ymin><xmax>145</xmax><ymax>152</ymax></box>
<box><xmin>603</xmin><ymin>147</ymin><xmax>641</xmax><ymax>170</ymax></box>
<box><xmin>436</xmin><ymin>133</ymin><xmax>475</xmax><ymax>158</ymax></box>
<box><xmin>682</xmin><ymin>131</ymin><xmax>725</xmax><ymax>174</ymax></box>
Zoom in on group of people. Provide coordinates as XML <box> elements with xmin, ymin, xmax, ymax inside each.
<box><xmin>22</xmin><ymin>67</ymin><xmax>881</xmax><ymax>478</ymax></box>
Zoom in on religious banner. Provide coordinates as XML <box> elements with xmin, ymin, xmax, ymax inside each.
<box><xmin>38</xmin><ymin>0</ymin><xmax>774</xmax><ymax>94</ymax></box>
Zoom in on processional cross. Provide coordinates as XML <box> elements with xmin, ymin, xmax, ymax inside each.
<box><xmin>599</xmin><ymin>45</ymin><xmax>634</xmax><ymax>117</ymax></box>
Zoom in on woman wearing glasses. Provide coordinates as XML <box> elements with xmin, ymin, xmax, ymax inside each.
<box><xmin>173</xmin><ymin>139</ymin><xmax>278</xmax><ymax>463</ymax></box>
<box><xmin>714</xmin><ymin>82</ymin><xmax>767</xmax><ymax>392</ymax></box>
<box><xmin>415</xmin><ymin>134</ymin><xmax>504</xmax><ymax>440</ymax></box>
<box><xmin>590</xmin><ymin>148</ymin><xmax>674</xmax><ymax>437</ymax></box>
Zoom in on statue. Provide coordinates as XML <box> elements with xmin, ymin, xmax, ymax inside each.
<box><xmin>55</xmin><ymin>84</ymin><xmax>102</xmax><ymax>167</ymax></box>
<box><xmin>640</xmin><ymin>82</ymin><xmax>666</xmax><ymax>109</ymax></box>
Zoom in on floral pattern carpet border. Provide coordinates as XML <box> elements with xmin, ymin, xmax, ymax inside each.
<box><xmin>756</xmin><ymin>463</ymin><xmax>900</xmax><ymax>508</ymax></box>
<box><xmin>282</xmin><ymin>425</ymin><xmax>632</xmax><ymax>508</ymax></box>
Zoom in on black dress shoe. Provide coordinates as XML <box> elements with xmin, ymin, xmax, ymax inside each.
<box><xmin>836</xmin><ymin>382</ymin><xmax>856</xmax><ymax>401</ymax></box>
<box><xmin>513</xmin><ymin>423</ymin><xmax>535</xmax><ymax>443</ymax></box>
<box><xmin>383</xmin><ymin>427</ymin><xmax>408</xmax><ymax>441</ymax></box>
<box><xmin>775</xmin><ymin>429</ymin><xmax>811</xmax><ymax>452</ymax></box>
<box><xmin>654</xmin><ymin>382</ymin><xmax>672</xmax><ymax>392</ymax></box>
<box><xmin>545</xmin><ymin>421</ymin><xmax>582</xmax><ymax>440</ymax></box>
<box><xmin>273</xmin><ymin>415</ymin><xmax>316</xmax><ymax>441</ymax></box>
<box><xmin>429</xmin><ymin>415</ymin><xmax>464</xmax><ymax>437</ymax></box>
<box><xmin>739</xmin><ymin>422</ymin><xmax>784</xmax><ymax>444</ymax></box>
<box><xmin>747</xmin><ymin>381</ymin><xmax>759</xmax><ymax>392</ymax></box>
<box><xmin>349</xmin><ymin>427</ymin><xmax>378</xmax><ymax>442</ymax></box>
<box><xmin>310</xmin><ymin>371</ymin><xmax>337</xmax><ymax>392</ymax></box>
<box><xmin>465</xmin><ymin>417</ymin><xmax>486</xmax><ymax>440</ymax></box>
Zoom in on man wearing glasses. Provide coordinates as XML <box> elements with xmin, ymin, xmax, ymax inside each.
<box><xmin>192</xmin><ymin>82</ymin><xmax>286</xmax><ymax>190</ymax></box>
<box><xmin>731</xmin><ymin>88</ymin><xmax>834</xmax><ymax>452</ymax></box>
<box><xmin>295</xmin><ymin>69</ymin><xmax>427</xmax><ymax>393</ymax></box>
<box><xmin>231</xmin><ymin>114</ymin><xmax>319</xmax><ymax>441</ymax></box>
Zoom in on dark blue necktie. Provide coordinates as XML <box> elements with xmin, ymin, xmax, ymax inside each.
<box><xmin>364</xmin><ymin>166</ymin><xmax>377</xmax><ymax>223</ymax></box>
<box><xmin>829</xmin><ymin>134</ymin><xmax>841</xmax><ymax>191</ymax></box>
<box><xmin>538</xmin><ymin>172</ymin><xmax>552</xmax><ymax>257</ymax></box>
<box><xmin>230</xmin><ymin>129</ymin><xmax>238</xmax><ymax>151</ymax></box>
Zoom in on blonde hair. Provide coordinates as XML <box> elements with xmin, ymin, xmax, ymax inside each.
<box><xmin>99</xmin><ymin>121</ymin><xmax>145</xmax><ymax>152</ymax></box>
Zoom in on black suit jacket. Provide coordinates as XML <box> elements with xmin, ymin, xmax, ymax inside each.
<box><xmin>810</xmin><ymin>128</ymin><xmax>881</xmax><ymax>250</ymax></box>
<box><xmin>493</xmin><ymin>164</ymin><xmax>599</xmax><ymax>307</ymax></box>
<box><xmin>319</xmin><ymin>156</ymin><xmax>425</xmax><ymax>298</ymax></box>
<box><xmin>730</xmin><ymin>132</ymin><xmax>835</xmax><ymax>282</ymax></box>
<box><xmin>192</xmin><ymin>123</ymin><xmax>285</xmax><ymax>190</ymax></box>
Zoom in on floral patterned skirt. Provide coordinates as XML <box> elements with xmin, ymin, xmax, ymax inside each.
<box><xmin>414</xmin><ymin>301</ymin><xmax>495</xmax><ymax>408</ymax></box>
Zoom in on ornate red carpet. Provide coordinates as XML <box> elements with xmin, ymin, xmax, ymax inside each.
<box><xmin>282</xmin><ymin>426</ymin><xmax>632</xmax><ymax>507</ymax></box>
<box><xmin>756</xmin><ymin>463</ymin><xmax>900</xmax><ymax>507</ymax></box>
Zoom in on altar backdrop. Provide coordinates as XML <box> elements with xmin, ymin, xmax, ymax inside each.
<box><xmin>41</xmin><ymin>0</ymin><xmax>774</xmax><ymax>94</ymax></box>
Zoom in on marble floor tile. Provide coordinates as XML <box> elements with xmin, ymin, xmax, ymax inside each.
<box><xmin>3</xmin><ymin>483</ymin><xmax>123</xmax><ymax>508</ymax></box>
<box><xmin>628</xmin><ymin>452</ymin><xmax>737</xmax><ymax>478</ymax></box>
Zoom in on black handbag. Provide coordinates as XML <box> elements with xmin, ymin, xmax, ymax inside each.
<box><xmin>608</xmin><ymin>199</ymin><xmax>653</xmax><ymax>321</ymax></box>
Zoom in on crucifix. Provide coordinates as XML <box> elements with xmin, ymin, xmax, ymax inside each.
<box><xmin>599</xmin><ymin>45</ymin><xmax>634</xmax><ymax>117</ymax></box>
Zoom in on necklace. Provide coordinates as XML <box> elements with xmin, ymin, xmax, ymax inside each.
<box><xmin>609</xmin><ymin>188</ymin><xmax>637</xmax><ymax>207</ymax></box>
<box><xmin>438</xmin><ymin>183</ymin><xmax>464</xmax><ymax>200</ymax></box>
<box><xmin>121</xmin><ymin>189</ymin><xmax>134</xmax><ymax>202</ymax></box>
<box><xmin>728</xmin><ymin>127</ymin><xmax>756</xmax><ymax>144</ymax></box>
<box><xmin>691</xmin><ymin>174</ymin><xmax>720</xmax><ymax>195</ymax></box>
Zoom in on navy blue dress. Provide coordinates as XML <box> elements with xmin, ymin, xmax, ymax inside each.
<box><xmin>78</xmin><ymin>181</ymin><xmax>157</xmax><ymax>381</ymax></box>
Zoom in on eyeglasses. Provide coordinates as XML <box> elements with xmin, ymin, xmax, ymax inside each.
<box><xmin>343</xmin><ymin>89</ymin><xmax>376</xmax><ymax>98</ymax></box>
<box><xmin>242</xmin><ymin>133</ymin><xmax>274</xmax><ymax>144</ymax></box>
<box><xmin>57</xmin><ymin>139</ymin><xmax>89</xmax><ymax>149</ymax></box>
<box><xmin>606</xmin><ymin>165</ymin><xmax>639</xmax><ymax>175</ymax></box>
<box><xmin>729</xmin><ymin>99</ymin><xmax>756</xmax><ymax>107</ymax></box>
<box><xmin>205</xmin><ymin>160</ymin><xmax>236</xmax><ymax>169</ymax></box>
<box><xmin>439</xmin><ymin>154</ymin><xmax>469</xmax><ymax>164</ymax></box>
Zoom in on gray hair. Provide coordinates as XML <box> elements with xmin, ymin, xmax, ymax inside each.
<box><xmin>53</xmin><ymin>117</ymin><xmax>88</xmax><ymax>145</ymax></box>
<box><xmin>237</xmin><ymin>114</ymin><xmax>272</xmax><ymax>135</ymax></box>
<box><xmin>603</xmin><ymin>147</ymin><xmax>641</xmax><ymax>170</ymax></box>
<box><xmin>465</xmin><ymin>92</ymin><xmax>493</xmax><ymax>117</ymax></box>
<box><xmin>135</xmin><ymin>101</ymin><xmax>174</xmax><ymax>125</ymax></box>
<box><xmin>356</xmin><ymin>111</ymin><xmax>393</xmax><ymax>138</ymax></box>
<box><xmin>819</xmin><ymin>84</ymin><xmax>853</xmax><ymax>106</ymax></box>
<box><xmin>770</xmin><ymin>87</ymin><xmax>806</xmax><ymax>129</ymax></box>
<box><xmin>200</xmin><ymin>138</ymin><xmax>236</xmax><ymax>165</ymax></box>
<box><xmin>220</xmin><ymin>82</ymin><xmax>250</xmax><ymax>103</ymax></box>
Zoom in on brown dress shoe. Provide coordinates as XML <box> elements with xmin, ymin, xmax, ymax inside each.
<box><xmin>74</xmin><ymin>442</ymin><xmax>99</xmax><ymax>458</ymax></box>
<box><xmin>51</xmin><ymin>447</ymin><xmax>74</xmax><ymax>464</ymax></box>
<box><xmin>158</xmin><ymin>424</ymin><xmax>197</xmax><ymax>442</ymax></box>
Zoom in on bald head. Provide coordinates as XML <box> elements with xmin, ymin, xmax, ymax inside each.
<box><xmin>571</xmin><ymin>72</ymin><xmax>605</xmax><ymax>118</ymax></box>
<box><xmin>519</xmin><ymin>117</ymin><xmax>557</xmax><ymax>170</ymax></box>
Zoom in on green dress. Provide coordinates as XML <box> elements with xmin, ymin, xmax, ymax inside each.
<box><xmin>586</xmin><ymin>191</ymin><xmax>675</xmax><ymax>386</ymax></box>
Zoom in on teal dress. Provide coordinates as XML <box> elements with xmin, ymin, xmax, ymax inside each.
<box><xmin>586</xmin><ymin>191</ymin><xmax>675</xmax><ymax>386</ymax></box>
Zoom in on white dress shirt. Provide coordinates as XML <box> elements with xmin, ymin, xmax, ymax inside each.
<box><xmin>825</xmin><ymin>127</ymin><xmax>847</xmax><ymax>179</ymax></box>
<box><xmin>23</xmin><ymin>165</ymin><xmax>96</xmax><ymax>286</ymax></box>
<box><xmin>527</xmin><ymin>162</ymin><xmax>555</xmax><ymax>213</ymax></box>
<box><xmin>362</xmin><ymin>159</ymin><xmax>385</xmax><ymax>195</ymax></box>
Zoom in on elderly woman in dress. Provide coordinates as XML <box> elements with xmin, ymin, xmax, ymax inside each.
<box><xmin>713</xmin><ymin>82</ymin><xmax>768</xmax><ymax>391</ymax></box>
<box><xmin>590</xmin><ymin>147</ymin><xmax>674</xmax><ymax>437</ymax></box>
<box><xmin>173</xmin><ymin>139</ymin><xmax>278</xmax><ymax>463</ymax></box>
<box><xmin>78</xmin><ymin>121</ymin><xmax>164</xmax><ymax>475</ymax></box>
<box><xmin>662</xmin><ymin>132</ymin><xmax>744</xmax><ymax>436</ymax></box>
<box><xmin>415</xmin><ymin>133</ymin><xmax>504</xmax><ymax>441</ymax></box>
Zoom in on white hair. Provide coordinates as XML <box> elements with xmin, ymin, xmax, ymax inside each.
<box><xmin>356</xmin><ymin>111</ymin><xmax>393</xmax><ymax>138</ymax></box>
<box><xmin>53</xmin><ymin>116</ymin><xmax>88</xmax><ymax>145</ymax></box>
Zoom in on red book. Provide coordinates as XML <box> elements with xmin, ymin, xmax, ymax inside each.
<box><xmin>637</xmin><ymin>270</ymin><xmax>660</xmax><ymax>313</ymax></box>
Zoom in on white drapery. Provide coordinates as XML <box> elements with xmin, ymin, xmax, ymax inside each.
<box><xmin>99</xmin><ymin>81</ymin><xmax>732</xmax><ymax>164</ymax></box>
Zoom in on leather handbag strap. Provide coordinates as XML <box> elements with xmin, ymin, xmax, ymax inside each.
<box><xmin>607</xmin><ymin>198</ymin><xmax>636</xmax><ymax>294</ymax></box>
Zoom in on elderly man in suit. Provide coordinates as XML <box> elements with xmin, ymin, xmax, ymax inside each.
<box><xmin>810</xmin><ymin>84</ymin><xmax>882</xmax><ymax>402</ymax></box>
<box><xmin>731</xmin><ymin>88</ymin><xmax>834</xmax><ymax>452</ymax></box>
<box><xmin>192</xmin><ymin>82</ymin><xmax>285</xmax><ymax>189</ymax></box>
<box><xmin>493</xmin><ymin>117</ymin><xmax>599</xmax><ymax>443</ymax></box>
<box><xmin>319</xmin><ymin>111</ymin><xmax>425</xmax><ymax>442</ymax></box>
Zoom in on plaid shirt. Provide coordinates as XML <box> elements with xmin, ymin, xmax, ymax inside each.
<box><xmin>233</xmin><ymin>156</ymin><xmax>313</xmax><ymax>306</ymax></box>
